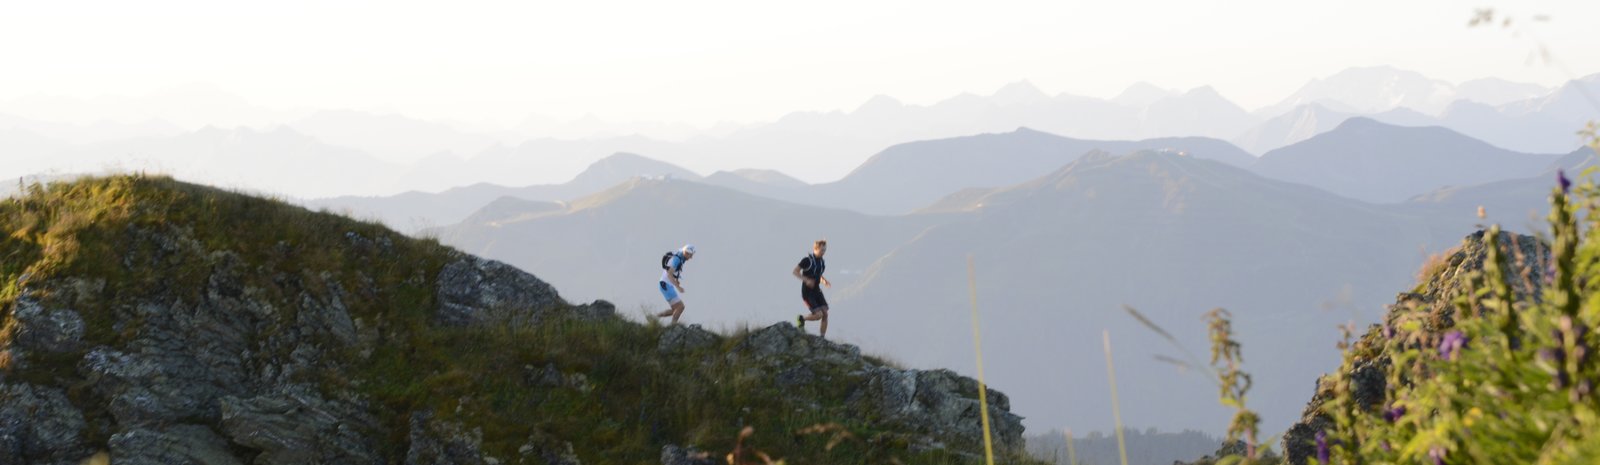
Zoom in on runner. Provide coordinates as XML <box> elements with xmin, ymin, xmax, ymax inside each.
<box><xmin>794</xmin><ymin>240</ymin><xmax>831</xmax><ymax>338</ymax></box>
<box><xmin>654</xmin><ymin>244</ymin><xmax>695</xmax><ymax>324</ymax></box>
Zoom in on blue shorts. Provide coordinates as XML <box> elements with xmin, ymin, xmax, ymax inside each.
<box><xmin>659</xmin><ymin>281</ymin><xmax>681</xmax><ymax>304</ymax></box>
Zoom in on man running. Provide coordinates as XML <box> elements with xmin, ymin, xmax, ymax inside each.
<box><xmin>794</xmin><ymin>240</ymin><xmax>831</xmax><ymax>338</ymax></box>
<box><xmin>655</xmin><ymin>244</ymin><xmax>695</xmax><ymax>324</ymax></box>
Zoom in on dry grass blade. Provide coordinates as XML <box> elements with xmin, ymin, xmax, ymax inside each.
<box><xmin>1123</xmin><ymin>305</ymin><xmax>1221</xmax><ymax>386</ymax></box>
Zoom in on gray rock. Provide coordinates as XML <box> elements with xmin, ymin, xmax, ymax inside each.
<box><xmin>0</xmin><ymin>384</ymin><xmax>91</xmax><ymax>465</ymax></box>
<box><xmin>657</xmin><ymin>324</ymin><xmax>719</xmax><ymax>354</ymax></box>
<box><xmin>436</xmin><ymin>255</ymin><xmax>565</xmax><ymax>327</ymax></box>
<box><xmin>108</xmin><ymin>424</ymin><xmax>243</xmax><ymax>465</ymax></box>
<box><xmin>659</xmin><ymin>445</ymin><xmax>716</xmax><ymax>465</ymax></box>
<box><xmin>218</xmin><ymin>386</ymin><xmax>384</xmax><ymax>465</ymax></box>
<box><xmin>733</xmin><ymin>323</ymin><xmax>864</xmax><ymax>367</ymax></box>
<box><xmin>774</xmin><ymin>366</ymin><xmax>815</xmax><ymax>389</ymax></box>
<box><xmin>847</xmin><ymin>367</ymin><xmax>1026</xmax><ymax>456</ymax></box>
<box><xmin>525</xmin><ymin>364</ymin><xmax>593</xmax><ymax>394</ymax></box>
<box><xmin>1281</xmin><ymin>416</ymin><xmax>1332</xmax><ymax>465</ymax></box>
<box><xmin>10</xmin><ymin>296</ymin><xmax>85</xmax><ymax>353</ymax></box>
<box><xmin>518</xmin><ymin>437</ymin><xmax>581</xmax><ymax>465</ymax></box>
<box><xmin>406</xmin><ymin>410</ymin><xmax>487</xmax><ymax>465</ymax></box>
<box><xmin>79</xmin><ymin>347</ymin><xmax>218</xmax><ymax>427</ymax></box>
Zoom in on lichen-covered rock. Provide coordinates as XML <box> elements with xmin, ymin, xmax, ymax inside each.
<box><xmin>107</xmin><ymin>424</ymin><xmax>243</xmax><ymax>465</ymax></box>
<box><xmin>732</xmin><ymin>323</ymin><xmax>863</xmax><ymax>367</ymax></box>
<box><xmin>524</xmin><ymin>363</ymin><xmax>592</xmax><ymax>394</ymax></box>
<box><xmin>718</xmin><ymin>323</ymin><xmax>1027</xmax><ymax>457</ymax></box>
<box><xmin>10</xmin><ymin>297</ymin><xmax>84</xmax><ymax>354</ymax></box>
<box><xmin>847</xmin><ymin>367</ymin><xmax>1025</xmax><ymax>456</ymax></box>
<box><xmin>406</xmin><ymin>410</ymin><xmax>488</xmax><ymax>465</ymax></box>
<box><xmin>0</xmin><ymin>384</ymin><xmax>91</xmax><ymax>465</ymax></box>
<box><xmin>218</xmin><ymin>386</ymin><xmax>384</xmax><ymax>465</ymax></box>
<box><xmin>436</xmin><ymin>255</ymin><xmax>564</xmax><ymax>327</ymax></box>
<box><xmin>657</xmin><ymin>324</ymin><xmax>719</xmax><ymax>354</ymax></box>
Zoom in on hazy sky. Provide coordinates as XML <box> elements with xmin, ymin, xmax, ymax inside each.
<box><xmin>1</xmin><ymin>0</ymin><xmax>1597</xmax><ymax>127</ymax></box>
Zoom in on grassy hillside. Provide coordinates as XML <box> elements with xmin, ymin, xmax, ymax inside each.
<box><xmin>0</xmin><ymin>175</ymin><xmax>1036</xmax><ymax>464</ymax></box>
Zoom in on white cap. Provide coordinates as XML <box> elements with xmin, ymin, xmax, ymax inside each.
<box><xmin>682</xmin><ymin>244</ymin><xmax>697</xmax><ymax>255</ymax></box>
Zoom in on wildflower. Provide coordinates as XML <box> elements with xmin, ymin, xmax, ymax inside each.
<box><xmin>1382</xmin><ymin>322</ymin><xmax>1396</xmax><ymax>339</ymax></box>
<box><xmin>1383</xmin><ymin>404</ymin><xmax>1406</xmax><ymax>423</ymax></box>
<box><xmin>1429</xmin><ymin>445</ymin><xmax>1447</xmax><ymax>465</ymax></box>
<box><xmin>1539</xmin><ymin>347</ymin><xmax>1566</xmax><ymax>364</ymax></box>
<box><xmin>1439</xmin><ymin>331</ymin><xmax>1468</xmax><ymax>361</ymax></box>
<box><xmin>1315</xmin><ymin>430</ymin><xmax>1329</xmax><ymax>464</ymax></box>
<box><xmin>1558</xmin><ymin>169</ymin><xmax>1572</xmax><ymax>194</ymax></box>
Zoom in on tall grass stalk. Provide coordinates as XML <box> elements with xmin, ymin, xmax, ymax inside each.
<box><xmin>966</xmin><ymin>255</ymin><xmax>996</xmax><ymax>465</ymax></box>
<box><xmin>1102</xmin><ymin>330</ymin><xmax>1130</xmax><ymax>465</ymax></box>
<box><xmin>1064</xmin><ymin>429</ymin><xmax>1079</xmax><ymax>465</ymax></box>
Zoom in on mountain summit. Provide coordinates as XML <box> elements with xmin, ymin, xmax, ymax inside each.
<box><xmin>0</xmin><ymin>175</ymin><xmax>1032</xmax><ymax>465</ymax></box>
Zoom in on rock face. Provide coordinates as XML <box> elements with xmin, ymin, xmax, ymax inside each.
<box><xmin>0</xmin><ymin>221</ymin><xmax>592</xmax><ymax>465</ymax></box>
<box><xmin>1280</xmin><ymin>231</ymin><xmax>1550</xmax><ymax>464</ymax></box>
<box><xmin>0</xmin><ymin>384</ymin><xmax>89</xmax><ymax>465</ymax></box>
<box><xmin>724</xmin><ymin>324</ymin><xmax>1028</xmax><ymax>457</ymax></box>
<box><xmin>850</xmin><ymin>367</ymin><xmax>1026</xmax><ymax>454</ymax></box>
<box><xmin>436</xmin><ymin>254</ymin><xmax>605</xmax><ymax>327</ymax></box>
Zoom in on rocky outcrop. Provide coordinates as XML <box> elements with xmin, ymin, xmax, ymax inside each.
<box><xmin>405</xmin><ymin>410</ymin><xmax>487</xmax><ymax>465</ymax></box>
<box><xmin>218</xmin><ymin>386</ymin><xmax>384</xmax><ymax>465</ymax></box>
<box><xmin>726</xmin><ymin>323</ymin><xmax>1028</xmax><ymax>457</ymax></box>
<box><xmin>107</xmin><ymin>425</ymin><xmax>242</xmax><ymax>465</ymax></box>
<box><xmin>1281</xmin><ymin>231</ymin><xmax>1550</xmax><ymax>464</ymax></box>
<box><xmin>0</xmin><ymin>221</ymin><xmax>602</xmax><ymax>465</ymax></box>
<box><xmin>849</xmin><ymin>367</ymin><xmax>1026</xmax><ymax>455</ymax></box>
<box><xmin>656</xmin><ymin>324</ymin><xmax>719</xmax><ymax>354</ymax></box>
<box><xmin>436</xmin><ymin>254</ymin><xmax>566</xmax><ymax>327</ymax></box>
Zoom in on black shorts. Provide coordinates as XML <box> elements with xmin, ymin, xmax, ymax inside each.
<box><xmin>801</xmin><ymin>285</ymin><xmax>828</xmax><ymax>312</ymax></box>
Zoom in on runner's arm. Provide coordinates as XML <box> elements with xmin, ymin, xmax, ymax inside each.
<box><xmin>793</xmin><ymin>266</ymin><xmax>814</xmax><ymax>286</ymax></box>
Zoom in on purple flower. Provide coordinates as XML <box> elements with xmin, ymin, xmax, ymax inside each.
<box><xmin>1439</xmin><ymin>331</ymin><xmax>1468</xmax><ymax>361</ymax></box>
<box><xmin>1384</xmin><ymin>404</ymin><xmax>1407</xmax><ymax>423</ymax></box>
<box><xmin>1382</xmin><ymin>322</ymin><xmax>1396</xmax><ymax>339</ymax></box>
<box><xmin>1559</xmin><ymin>169</ymin><xmax>1572</xmax><ymax>194</ymax></box>
<box><xmin>1429</xmin><ymin>445</ymin><xmax>1447</xmax><ymax>465</ymax></box>
<box><xmin>1315</xmin><ymin>430</ymin><xmax>1330</xmax><ymax>463</ymax></box>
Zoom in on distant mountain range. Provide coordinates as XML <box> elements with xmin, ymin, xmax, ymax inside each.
<box><xmin>1241</xmin><ymin>70</ymin><xmax>1597</xmax><ymax>154</ymax></box>
<box><xmin>5</xmin><ymin>67</ymin><xmax>1595</xmax><ymax>199</ymax></box>
<box><xmin>1251</xmin><ymin>117</ymin><xmax>1571</xmax><ymax>203</ymax></box>
<box><xmin>306</xmin><ymin>152</ymin><xmax>697</xmax><ymax>229</ymax></box>
<box><xmin>313</xmin><ymin>118</ymin><xmax>1590</xmax><ymax>230</ymax></box>
<box><xmin>308</xmin><ymin>129</ymin><xmax>1257</xmax><ymax>226</ymax></box>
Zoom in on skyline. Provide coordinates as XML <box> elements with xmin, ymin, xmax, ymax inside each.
<box><xmin>2</xmin><ymin>0</ymin><xmax>1597</xmax><ymax>128</ymax></box>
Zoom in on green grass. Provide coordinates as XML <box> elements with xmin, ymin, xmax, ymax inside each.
<box><xmin>0</xmin><ymin>174</ymin><xmax>1039</xmax><ymax>465</ymax></box>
